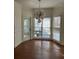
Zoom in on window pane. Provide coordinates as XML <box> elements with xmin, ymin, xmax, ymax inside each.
<box><xmin>53</xmin><ymin>16</ymin><xmax>61</xmax><ymax>41</ymax></box>
<box><xmin>24</xmin><ymin>19</ymin><xmax>30</xmax><ymax>33</ymax></box>
<box><xmin>43</xmin><ymin>17</ymin><xmax>50</xmax><ymax>27</ymax></box>
<box><xmin>42</xmin><ymin>17</ymin><xmax>51</xmax><ymax>38</ymax></box>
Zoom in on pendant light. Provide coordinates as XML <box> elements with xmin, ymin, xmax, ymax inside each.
<box><xmin>36</xmin><ymin>0</ymin><xmax>44</xmax><ymax>23</ymax></box>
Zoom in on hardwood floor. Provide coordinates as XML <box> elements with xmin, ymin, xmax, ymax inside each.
<box><xmin>14</xmin><ymin>40</ymin><xmax>64</xmax><ymax>59</ymax></box>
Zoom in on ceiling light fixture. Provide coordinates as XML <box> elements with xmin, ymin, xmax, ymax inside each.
<box><xmin>36</xmin><ymin>0</ymin><xmax>44</xmax><ymax>23</ymax></box>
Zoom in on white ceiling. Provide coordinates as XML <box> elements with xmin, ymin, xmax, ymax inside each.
<box><xmin>15</xmin><ymin>0</ymin><xmax>64</xmax><ymax>8</ymax></box>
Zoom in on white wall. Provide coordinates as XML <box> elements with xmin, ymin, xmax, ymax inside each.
<box><xmin>14</xmin><ymin>1</ymin><xmax>22</xmax><ymax>47</ymax></box>
<box><xmin>14</xmin><ymin>2</ymin><xmax>33</xmax><ymax>46</ymax></box>
<box><xmin>53</xmin><ymin>7</ymin><xmax>64</xmax><ymax>16</ymax></box>
<box><xmin>33</xmin><ymin>8</ymin><xmax>53</xmax><ymax>17</ymax></box>
<box><xmin>23</xmin><ymin>8</ymin><xmax>32</xmax><ymax>17</ymax></box>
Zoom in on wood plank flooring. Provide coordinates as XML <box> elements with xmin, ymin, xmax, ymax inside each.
<box><xmin>14</xmin><ymin>40</ymin><xmax>64</xmax><ymax>59</ymax></box>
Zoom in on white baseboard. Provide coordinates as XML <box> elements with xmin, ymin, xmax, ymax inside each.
<box><xmin>14</xmin><ymin>41</ymin><xmax>22</xmax><ymax>48</ymax></box>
